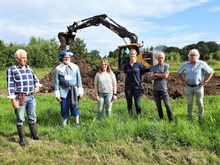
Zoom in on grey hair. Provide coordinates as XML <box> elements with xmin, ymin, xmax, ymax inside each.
<box><xmin>153</xmin><ymin>51</ymin><xmax>165</xmax><ymax>59</ymax></box>
<box><xmin>15</xmin><ymin>49</ymin><xmax>27</xmax><ymax>59</ymax></box>
<box><xmin>188</xmin><ymin>49</ymin><xmax>200</xmax><ymax>58</ymax></box>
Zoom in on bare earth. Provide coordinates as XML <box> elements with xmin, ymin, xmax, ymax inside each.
<box><xmin>40</xmin><ymin>56</ymin><xmax>220</xmax><ymax>99</ymax></box>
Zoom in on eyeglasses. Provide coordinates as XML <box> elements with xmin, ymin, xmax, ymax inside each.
<box><xmin>190</xmin><ymin>54</ymin><xmax>197</xmax><ymax>57</ymax></box>
<box><xmin>63</xmin><ymin>57</ymin><xmax>70</xmax><ymax>59</ymax></box>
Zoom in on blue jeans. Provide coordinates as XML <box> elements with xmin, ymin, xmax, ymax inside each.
<box><xmin>15</xmin><ymin>95</ymin><xmax>37</xmax><ymax>125</ymax></box>
<box><xmin>98</xmin><ymin>92</ymin><xmax>113</xmax><ymax>120</ymax></box>
<box><xmin>153</xmin><ymin>90</ymin><xmax>173</xmax><ymax>121</ymax></box>
<box><xmin>125</xmin><ymin>86</ymin><xmax>141</xmax><ymax>115</ymax></box>
<box><xmin>61</xmin><ymin>91</ymin><xmax>80</xmax><ymax>119</ymax></box>
<box><xmin>185</xmin><ymin>86</ymin><xmax>204</xmax><ymax>118</ymax></box>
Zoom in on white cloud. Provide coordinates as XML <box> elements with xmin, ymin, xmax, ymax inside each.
<box><xmin>144</xmin><ymin>32</ymin><xmax>209</xmax><ymax>48</ymax></box>
<box><xmin>1</xmin><ymin>0</ymin><xmax>217</xmax><ymax>56</ymax></box>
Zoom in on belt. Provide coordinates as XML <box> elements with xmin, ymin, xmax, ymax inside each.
<box><xmin>187</xmin><ymin>83</ymin><xmax>201</xmax><ymax>87</ymax></box>
<box><xmin>15</xmin><ymin>92</ymin><xmax>34</xmax><ymax>106</ymax></box>
<box><xmin>15</xmin><ymin>92</ymin><xmax>34</xmax><ymax>96</ymax></box>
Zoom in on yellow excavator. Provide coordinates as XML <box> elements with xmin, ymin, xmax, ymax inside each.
<box><xmin>58</xmin><ymin>14</ymin><xmax>155</xmax><ymax>72</ymax></box>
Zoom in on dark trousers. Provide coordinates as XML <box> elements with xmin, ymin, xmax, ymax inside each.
<box><xmin>153</xmin><ymin>90</ymin><xmax>173</xmax><ymax>121</ymax></box>
<box><xmin>125</xmin><ymin>86</ymin><xmax>141</xmax><ymax>115</ymax></box>
<box><xmin>61</xmin><ymin>91</ymin><xmax>80</xmax><ymax>118</ymax></box>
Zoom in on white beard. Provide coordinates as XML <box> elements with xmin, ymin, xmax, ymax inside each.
<box><xmin>64</xmin><ymin>61</ymin><xmax>70</xmax><ymax>65</ymax></box>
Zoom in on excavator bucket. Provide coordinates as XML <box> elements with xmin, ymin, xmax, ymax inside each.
<box><xmin>58</xmin><ymin>32</ymin><xmax>76</xmax><ymax>52</ymax></box>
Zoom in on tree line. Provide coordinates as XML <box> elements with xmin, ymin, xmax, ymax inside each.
<box><xmin>0</xmin><ymin>37</ymin><xmax>219</xmax><ymax>69</ymax></box>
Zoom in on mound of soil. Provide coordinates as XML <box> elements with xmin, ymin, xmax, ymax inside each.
<box><xmin>40</xmin><ymin>57</ymin><xmax>220</xmax><ymax>99</ymax></box>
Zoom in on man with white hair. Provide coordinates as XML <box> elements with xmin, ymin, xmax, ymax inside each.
<box><xmin>150</xmin><ymin>51</ymin><xmax>173</xmax><ymax>122</ymax></box>
<box><xmin>178</xmin><ymin>49</ymin><xmax>214</xmax><ymax>122</ymax></box>
<box><xmin>7</xmin><ymin>49</ymin><xmax>41</xmax><ymax>146</ymax></box>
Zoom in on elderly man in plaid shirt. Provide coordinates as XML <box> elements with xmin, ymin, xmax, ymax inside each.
<box><xmin>7</xmin><ymin>49</ymin><xmax>42</xmax><ymax>146</ymax></box>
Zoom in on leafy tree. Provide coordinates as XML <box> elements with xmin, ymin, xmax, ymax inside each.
<box><xmin>212</xmin><ymin>50</ymin><xmax>220</xmax><ymax>61</ymax></box>
<box><xmin>154</xmin><ymin>45</ymin><xmax>167</xmax><ymax>51</ymax></box>
<box><xmin>26</xmin><ymin>37</ymin><xmax>59</xmax><ymax>68</ymax></box>
<box><xmin>180</xmin><ymin>44</ymin><xmax>197</xmax><ymax>61</ymax></box>
<box><xmin>149</xmin><ymin>46</ymin><xmax>154</xmax><ymax>51</ymax></box>
<box><xmin>0</xmin><ymin>37</ymin><xmax>219</xmax><ymax>69</ymax></box>
<box><xmin>5</xmin><ymin>43</ymin><xmax>24</xmax><ymax>68</ymax></box>
<box><xmin>86</xmin><ymin>50</ymin><xmax>101</xmax><ymax>64</ymax></box>
<box><xmin>106</xmin><ymin>57</ymin><xmax>117</xmax><ymax>69</ymax></box>
<box><xmin>71</xmin><ymin>37</ymin><xmax>88</xmax><ymax>57</ymax></box>
<box><xmin>0</xmin><ymin>40</ymin><xmax>6</xmax><ymax>68</ymax></box>
<box><xmin>197</xmin><ymin>42</ymin><xmax>209</xmax><ymax>60</ymax></box>
<box><xmin>206</xmin><ymin>41</ymin><xmax>218</xmax><ymax>53</ymax></box>
<box><xmin>164</xmin><ymin>46</ymin><xmax>180</xmax><ymax>54</ymax></box>
<box><xmin>107</xmin><ymin>50</ymin><xmax>117</xmax><ymax>58</ymax></box>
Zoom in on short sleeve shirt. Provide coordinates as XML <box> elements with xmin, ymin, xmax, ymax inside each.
<box><xmin>178</xmin><ymin>60</ymin><xmax>213</xmax><ymax>85</ymax></box>
<box><xmin>150</xmin><ymin>63</ymin><xmax>169</xmax><ymax>91</ymax></box>
<box><xmin>124</xmin><ymin>62</ymin><xmax>146</xmax><ymax>87</ymax></box>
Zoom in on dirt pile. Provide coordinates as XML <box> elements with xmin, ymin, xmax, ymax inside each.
<box><xmin>40</xmin><ymin>57</ymin><xmax>220</xmax><ymax>99</ymax></box>
<box><xmin>40</xmin><ymin>56</ymin><xmax>98</xmax><ymax>94</ymax></box>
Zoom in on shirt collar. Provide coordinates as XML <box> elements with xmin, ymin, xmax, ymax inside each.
<box><xmin>56</xmin><ymin>63</ymin><xmax>75</xmax><ymax>73</ymax></box>
<box><xmin>16</xmin><ymin>64</ymin><xmax>28</xmax><ymax>69</ymax></box>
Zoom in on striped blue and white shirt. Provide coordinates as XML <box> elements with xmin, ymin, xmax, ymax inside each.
<box><xmin>7</xmin><ymin>64</ymin><xmax>41</xmax><ymax>99</ymax></box>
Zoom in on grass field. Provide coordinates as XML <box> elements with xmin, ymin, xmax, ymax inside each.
<box><xmin>0</xmin><ymin>64</ymin><xmax>220</xmax><ymax>164</ymax></box>
<box><xmin>0</xmin><ymin>93</ymin><xmax>220</xmax><ymax>164</ymax></box>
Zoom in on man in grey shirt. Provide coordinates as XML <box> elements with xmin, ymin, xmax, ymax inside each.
<box><xmin>150</xmin><ymin>52</ymin><xmax>173</xmax><ymax>122</ymax></box>
<box><xmin>178</xmin><ymin>49</ymin><xmax>214</xmax><ymax>122</ymax></box>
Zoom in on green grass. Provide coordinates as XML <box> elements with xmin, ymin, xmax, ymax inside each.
<box><xmin>0</xmin><ymin>66</ymin><xmax>220</xmax><ymax>164</ymax></box>
<box><xmin>0</xmin><ymin>94</ymin><xmax>220</xmax><ymax>164</ymax></box>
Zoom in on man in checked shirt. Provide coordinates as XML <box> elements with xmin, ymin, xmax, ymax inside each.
<box><xmin>7</xmin><ymin>49</ymin><xmax>42</xmax><ymax>146</ymax></box>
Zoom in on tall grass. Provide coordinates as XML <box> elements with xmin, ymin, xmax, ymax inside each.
<box><xmin>0</xmin><ymin>66</ymin><xmax>220</xmax><ymax>164</ymax></box>
<box><xmin>1</xmin><ymin>94</ymin><xmax>220</xmax><ymax>153</ymax></box>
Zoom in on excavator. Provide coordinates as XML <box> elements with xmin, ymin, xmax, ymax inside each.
<box><xmin>58</xmin><ymin>14</ymin><xmax>155</xmax><ymax>72</ymax></box>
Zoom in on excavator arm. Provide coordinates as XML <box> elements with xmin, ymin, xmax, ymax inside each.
<box><xmin>58</xmin><ymin>14</ymin><xmax>155</xmax><ymax>72</ymax></box>
<box><xmin>58</xmin><ymin>14</ymin><xmax>138</xmax><ymax>51</ymax></box>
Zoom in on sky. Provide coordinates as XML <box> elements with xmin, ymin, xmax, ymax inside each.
<box><xmin>1</xmin><ymin>0</ymin><xmax>220</xmax><ymax>57</ymax></box>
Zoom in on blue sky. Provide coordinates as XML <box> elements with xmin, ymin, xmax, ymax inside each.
<box><xmin>1</xmin><ymin>0</ymin><xmax>220</xmax><ymax>56</ymax></box>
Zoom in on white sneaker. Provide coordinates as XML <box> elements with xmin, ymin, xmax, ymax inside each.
<box><xmin>62</xmin><ymin>119</ymin><xmax>68</xmax><ymax>126</ymax></box>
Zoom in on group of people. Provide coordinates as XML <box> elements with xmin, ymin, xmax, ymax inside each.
<box><xmin>7</xmin><ymin>48</ymin><xmax>214</xmax><ymax>146</ymax></box>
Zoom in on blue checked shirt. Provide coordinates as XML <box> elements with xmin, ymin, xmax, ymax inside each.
<box><xmin>7</xmin><ymin>64</ymin><xmax>40</xmax><ymax>99</ymax></box>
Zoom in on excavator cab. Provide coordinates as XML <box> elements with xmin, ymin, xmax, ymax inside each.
<box><xmin>118</xmin><ymin>43</ymin><xmax>155</xmax><ymax>72</ymax></box>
